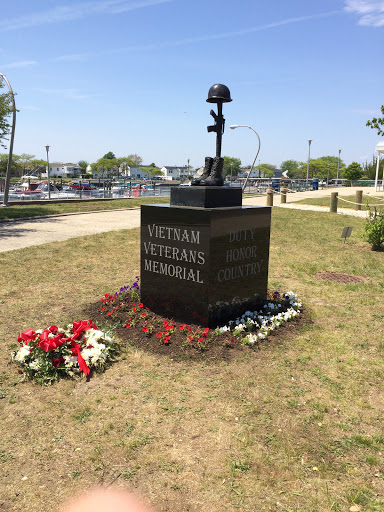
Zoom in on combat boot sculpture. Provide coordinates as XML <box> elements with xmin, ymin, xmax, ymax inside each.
<box><xmin>191</xmin><ymin>157</ymin><xmax>213</xmax><ymax>186</ymax></box>
<box><xmin>199</xmin><ymin>156</ymin><xmax>224</xmax><ymax>187</ymax></box>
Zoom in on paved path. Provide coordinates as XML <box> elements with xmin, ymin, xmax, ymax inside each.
<box><xmin>0</xmin><ymin>208</ymin><xmax>141</xmax><ymax>253</ymax></box>
<box><xmin>1</xmin><ymin>187</ymin><xmax>383</xmax><ymax>253</ymax></box>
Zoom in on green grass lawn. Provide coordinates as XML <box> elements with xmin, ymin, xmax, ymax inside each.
<box><xmin>1</xmin><ymin>208</ymin><xmax>383</xmax><ymax>511</ymax></box>
<box><xmin>292</xmin><ymin>194</ymin><xmax>384</xmax><ymax>211</ymax></box>
<box><xmin>0</xmin><ymin>197</ymin><xmax>169</xmax><ymax>220</ymax></box>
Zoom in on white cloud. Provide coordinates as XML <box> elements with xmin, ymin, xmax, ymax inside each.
<box><xmin>48</xmin><ymin>9</ymin><xmax>342</xmax><ymax>62</ymax></box>
<box><xmin>0</xmin><ymin>0</ymin><xmax>173</xmax><ymax>32</ymax></box>
<box><xmin>52</xmin><ymin>53</ymin><xmax>92</xmax><ymax>62</ymax></box>
<box><xmin>0</xmin><ymin>60</ymin><xmax>37</xmax><ymax>69</ymax></box>
<box><xmin>345</xmin><ymin>1</ymin><xmax>384</xmax><ymax>26</ymax></box>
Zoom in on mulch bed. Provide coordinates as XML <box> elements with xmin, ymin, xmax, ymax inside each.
<box><xmin>315</xmin><ymin>271</ymin><xmax>366</xmax><ymax>284</ymax></box>
<box><xmin>86</xmin><ymin>300</ymin><xmax>310</xmax><ymax>362</ymax></box>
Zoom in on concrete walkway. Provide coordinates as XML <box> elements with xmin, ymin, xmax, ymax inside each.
<box><xmin>0</xmin><ymin>187</ymin><xmax>383</xmax><ymax>253</ymax></box>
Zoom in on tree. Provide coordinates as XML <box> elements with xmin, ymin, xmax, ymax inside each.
<box><xmin>140</xmin><ymin>166</ymin><xmax>164</xmax><ymax>177</ymax></box>
<box><xmin>343</xmin><ymin>162</ymin><xmax>363</xmax><ymax>181</ymax></box>
<box><xmin>78</xmin><ymin>160</ymin><xmax>89</xmax><ymax>170</ymax></box>
<box><xmin>30</xmin><ymin>159</ymin><xmax>47</xmax><ymax>177</ymax></box>
<box><xmin>0</xmin><ymin>152</ymin><xmax>22</xmax><ymax>177</ymax></box>
<box><xmin>19</xmin><ymin>153</ymin><xmax>35</xmax><ymax>175</ymax></box>
<box><xmin>366</xmin><ymin>105</ymin><xmax>384</xmax><ymax>136</ymax></box>
<box><xmin>127</xmin><ymin>154</ymin><xmax>143</xmax><ymax>166</ymax></box>
<box><xmin>0</xmin><ymin>80</ymin><xmax>15</xmax><ymax>149</ymax></box>
<box><xmin>292</xmin><ymin>156</ymin><xmax>345</xmax><ymax>180</ymax></box>
<box><xmin>103</xmin><ymin>151</ymin><xmax>116</xmax><ymax>160</ymax></box>
<box><xmin>281</xmin><ymin>160</ymin><xmax>299</xmax><ymax>178</ymax></box>
<box><xmin>222</xmin><ymin>156</ymin><xmax>241</xmax><ymax>176</ymax></box>
<box><xmin>363</xmin><ymin>157</ymin><xmax>383</xmax><ymax>180</ymax></box>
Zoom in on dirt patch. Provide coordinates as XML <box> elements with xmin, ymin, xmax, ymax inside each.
<box><xmin>85</xmin><ymin>299</ymin><xmax>311</xmax><ymax>363</ymax></box>
<box><xmin>315</xmin><ymin>271</ymin><xmax>366</xmax><ymax>283</ymax></box>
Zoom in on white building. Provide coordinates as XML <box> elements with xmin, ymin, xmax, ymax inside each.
<box><xmin>44</xmin><ymin>163</ymin><xmax>82</xmax><ymax>178</ymax></box>
<box><xmin>121</xmin><ymin>167</ymin><xmax>149</xmax><ymax>179</ymax></box>
<box><xmin>161</xmin><ymin>166</ymin><xmax>189</xmax><ymax>180</ymax></box>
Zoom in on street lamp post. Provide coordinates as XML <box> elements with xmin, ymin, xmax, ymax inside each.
<box><xmin>230</xmin><ymin>125</ymin><xmax>261</xmax><ymax>191</ymax></box>
<box><xmin>45</xmin><ymin>145</ymin><xmax>51</xmax><ymax>199</ymax></box>
<box><xmin>306</xmin><ymin>139</ymin><xmax>312</xmax><ymax>186</ymax></box>
<box><xmin>336</xmin><ymin>149</ymin><xmax>341</xmax><ymax>184</ymax></box>
<box><xmin>1</xmin><ymin>73</ymin><xmax>16</xmax><ymax>207</ymax></box>
<box><xmin>230</xmin><ymin>163</ymin><xmax>233</xmax><ymax>180</ymax></box>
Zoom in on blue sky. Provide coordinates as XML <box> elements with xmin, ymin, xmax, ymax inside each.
<box><xmin>1</xmin><ymin>0</ymin><xmax>383</xmax><ymax>169</ymax></box>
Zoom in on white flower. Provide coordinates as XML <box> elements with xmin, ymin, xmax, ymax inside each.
<box><xmin>13</xmin><ymin>344</ymin><xmax>31</xmax><ymax>363</ymax></box>
<box><xmin>28</xmin><ymin>359</ymin><xmax>41</xmax><ymax>371</ymax></box>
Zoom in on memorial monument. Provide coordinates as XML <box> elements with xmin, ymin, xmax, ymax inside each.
<box><xmin>140</xmin><ymin>85</ymin><xmax>271</xmax><ymax>327</ymax></box>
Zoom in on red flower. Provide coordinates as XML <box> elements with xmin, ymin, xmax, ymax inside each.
<box><xmin>163</xmin><ymin>336</ymin><xmax>170</xmax><ymax>344</ymax></box>
<box><xmin>132</xmin><ymin>307</ymin><xmax>137</xmax><ymax>312</ymax></box>
<box><xmin>107</xmin><ymin>311</ymin><xmax>113</xmax><ymax>316</ymax></box>
<box><xmin>125</xmin><ymin>323</ymin><xmax>131</xmax><ymax>328</ymax></box>
<box><xmin>198</xmin><ymin>338</ymin><xmax>203</xmax><ymax>342</ymax></box>
<box><xmin>156</xmin><ymin>332</ymin><xmax>163</xmax><ymax>338</ymax></box>
<box><xmin>139</xmin><ymin>303</ymin><xmax>144</xmax><ymax>308</ymax></box>
<box><xmin>142</xmin><ymin>312</ymin><xmax>147</xmax><ymax>318</ymax></box>
<box><xmin>18</xmin><ymin>370</ymin><xmax>23</xmax><ymax>374</ymax></box>
<box><xmin>101</xmin><ymin>307</ymin><xmax>107</xmax><ymax>311</ymax></box>
<box><xmin>52</xmin><ymin>357</ymin><xmax>65</xmax><ymax>368</ymax></box>
<box><xmin>203</xmin><ymin>328</ymin><xmax>209</xmax><ymax>336</ymax></box>
<box><xmin>142</xmin><ymin>326</ymin><xmax>148</xmax><ymax>333</ymax></box>
<box><xmin>179</xmin><ymin>324</ymin><xmax>186</xmax><ymax>330</ymax></box>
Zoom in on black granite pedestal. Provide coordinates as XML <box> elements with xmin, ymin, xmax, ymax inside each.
<box><xmin>170</xmin><ymin>186</ymin><xmax>242</xmax><ymax>208</ymax></box>
<box><xmin>140</xmin><ymin>202</ymin><xmax>271</xmax><ymax>327</ymax></box>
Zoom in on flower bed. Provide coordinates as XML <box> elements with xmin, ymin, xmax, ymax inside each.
<box><xmin>13</xmin><ymin>275</ymin><xmax>303</xmax><ymax>382</ymax></box>
<box><xmin>95</xmin><ymin>278</ymin><xmax>303</xmax><ymax>358</ymax></box>
<box><xmin>13</xmin><ymin>320</ymin><xmax>118</xmax><ymax>385</ymax></box>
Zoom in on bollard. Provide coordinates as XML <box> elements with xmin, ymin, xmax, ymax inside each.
<box><xmin>280</xmin><ymin>187</ymin><xmax>287</xmax><ymax>204</ymax></box>
<box><xmin>266</xmin><ymin>188</ymin><xmax>274</xmax><ymax>207</ymax></box>
<box><xmin>355</xmin><ymin>190</ymin><xmax>363</xmax><ymax>211</ymax></box>
<box><xmin>330</xmin><ymin>192</ymin><xmax>338</xmax><ymax>213</ymax></box>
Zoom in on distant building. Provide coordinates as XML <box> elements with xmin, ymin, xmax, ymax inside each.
<box><xmin>161</xmin><ymin>166</ymin><xmax>189</xmax><ymax>180</ymax></box>
<box><xmin>121</xmin><ymin>167</ymin><xmax>149</xmax><ymax>179</ymax></box>
<box><xmin>43</xmin><ymin>163</ymin><xmax>82</xmax><ymax>178</ymax></box>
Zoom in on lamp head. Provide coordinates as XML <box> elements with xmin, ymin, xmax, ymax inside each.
<box><xmin>45</xmin><ymin>145</ymin><xmax>50</xmax><ymax>151</ymax></box>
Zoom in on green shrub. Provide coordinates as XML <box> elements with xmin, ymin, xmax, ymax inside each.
<box><xmin>364</xmin><ymin>207</ymin><xmax>384</xmax><ymax>250</ymax></box>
